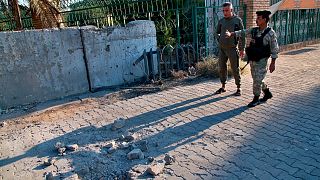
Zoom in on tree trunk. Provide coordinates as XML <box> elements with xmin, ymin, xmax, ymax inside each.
<box><xmin>11</xmin><ymin>0</ymin><xmax>22</xmax><ymax>30</ymax></box>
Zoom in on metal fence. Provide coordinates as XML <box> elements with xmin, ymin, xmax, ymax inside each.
<box><xmin>270</xmin><ymin>9</ymin><xmax>320</xmax><ymax>46</ymax></box>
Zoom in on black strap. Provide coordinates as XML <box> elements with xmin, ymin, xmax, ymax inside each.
<box><xmin>252</xmin><ymin>27</ymin><xmax>271</xmax><ymax>39</ymax></box>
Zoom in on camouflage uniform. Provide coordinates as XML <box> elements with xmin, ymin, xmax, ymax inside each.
<box><xmin>236</xmin><ymin>26</ymin><xmax>279</xmax><ymax>96</ymax></box>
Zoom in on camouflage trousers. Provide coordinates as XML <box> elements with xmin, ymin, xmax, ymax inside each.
<box><xmin>250</xmin><ymin>58</ymin><xmax>269</xmax><ymax>96</ymax></box>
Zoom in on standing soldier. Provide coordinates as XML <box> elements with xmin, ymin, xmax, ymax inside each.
<box><xmin>215</xmin><ymin>2</ymin><xmax>245</xmax><ymax>96</ymax></box>
<box><xmin>225</xmin><ymin>10</ymin><xmax>279</xmax><ymax>107</ymax></box>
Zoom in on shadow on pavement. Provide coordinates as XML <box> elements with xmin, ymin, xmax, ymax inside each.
<box><xmin>212</xmin><ymin>86</ymin><xmax>320</xmax><ymax>179</ymax></box>
<box><xmin>0</xmin><ymin>91</ymin><xmax>246</xmax><ymax>179</ymax></box>
<box><xmin>282</xmin><ymin>48</ymin><xmax>317</xmax><ymax>55</ymax></box>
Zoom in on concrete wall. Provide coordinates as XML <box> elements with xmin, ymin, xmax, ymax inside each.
<box><xmin>0</xmin><ymin>28</ymin><xmax>89</xmax><ymax>108</ymax></box>
<box><xmin>0</xmin><ymin>21</ymin><xmax>157</xmax><ymax>109</ymax></box>
<box><xmin>82</xmin><ymin>21</ymin><xmax>157</xmax><ymax>90</ymax></box>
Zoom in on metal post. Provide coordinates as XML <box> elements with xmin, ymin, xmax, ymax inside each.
<box><xmin>192</xmin><ymin>6</ymin><xmax>199</xmax><ymax>62</ymax></box>
<box><xmin>176</xmin><ymin>9</ymin><xmax>181</xmax><ymax>46</ymax></box>
<box><xmin>285</xmin><ymin>10</ymin><xmax>289</xmax><ymax>45</ymax></box>
<box><xmin>204</xmin><ymin>7</ymin><xmax>208</xmax><ymax>57</ymax></box>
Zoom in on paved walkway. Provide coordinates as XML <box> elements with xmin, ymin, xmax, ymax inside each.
<box><xmin>1</xmin><ymin>44</ymin><xmax>320</xmax><ymax>180</ymax></box>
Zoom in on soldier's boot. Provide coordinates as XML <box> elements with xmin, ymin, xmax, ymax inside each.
<box><xmin>260</xmin><ymin>88</ymin><xmax>273</xmax><ymax>102</ymax></box>
<box><xmin>247</xmin><ymin>95</ymin><xmax>260</xmax><ymax>107</ymax></box>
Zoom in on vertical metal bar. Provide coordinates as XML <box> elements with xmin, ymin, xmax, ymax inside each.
<box><xmin>143</xmin><ymin>50</ymin><xmax>150</xmax><ymax>81</ymax></box>
<box><xmin>290</xmin><ymin>10</ymin><xmax>294</xmax><ymax>44</ymax></box>
<box><xmin>307</xmin><ymin>10</ymin><xmax>311</xmax><ymax>40</ymax></box>
<box><xmin>176</xmin><ymin>8</ymin><xmax>181</xmax><ymax>46</ymax></box>
<box><xmin>193</xmin><ymin>6</ymin><xmax>199</xmax><ymax>62</ymax></box>
<box><xmin>204</xmin><ymin>7</ymin><xmax>208</xmax><ymax>57</ymax></box>
<box><xmin>157</xmin><ymin>48</ymin><xmax>162</xmax><ymax>80</ymax></box>
<box><xmin>149</xmin><ymin>48</ymin><xmax>155</xmax><ymax>80</ymax></box>
<box><xmin>176</xmin><ymin>46</ymin><xmax>180</xmax><ymax>70</ymax></box>
<box><xmin>297</xmin><ymin>10</ymin><xmax>301</xmax><ymax>42</ymax></box>
<box><xmin>317</xmin><ymin>9</ymin><xmax>320</xmax><ymax>39</ymax></box>
<box><xmin>285</xmin><ymin>10</ymin><xmax>289</xmax><ymax>45</ymax></box>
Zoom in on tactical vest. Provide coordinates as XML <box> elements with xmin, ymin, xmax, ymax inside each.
<box><xmin>245</xmin><ymin>27</ymin><xmax>271</xmax><ymax>61</ymax></box>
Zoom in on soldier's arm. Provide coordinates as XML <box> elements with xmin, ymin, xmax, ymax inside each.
<box><xmin>269</xmin><ymin>30</ymin><xmax>279</xmax><ymax>73</ymax></box>
<box><xmin>226</xmin><ymin>28</ymin><xmax>252</xmax><ymax>38</ymax></box>
<box><xmin>238</xmin><ymin>19</ymin><xmax>246</xmax><ymax>51</ymax></box>
<box><xmin>269</xmin><ymin>30</ymin><xmax>279</xmax><ymax>59</ymax></box>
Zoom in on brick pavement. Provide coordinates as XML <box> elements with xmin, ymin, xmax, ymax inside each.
<box><xmin>0</xmin><ymin>44</ymin><xmax>320</xmax><ymax>179</ymax></box>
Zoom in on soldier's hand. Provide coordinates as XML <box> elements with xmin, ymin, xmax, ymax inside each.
<box><xmin>239</xmin><ymin>50</ymin><xmax>245</xmax><ymax>59</ymax></box>
<box><xmin>269</xmin><ymin>62</ymin><xmax>275</xmax><ymax>73</ymax></box>
<box><xmin>225</xmin><ymin>30</ymin><xmax>232</xmax><ymax>38</ymax></box>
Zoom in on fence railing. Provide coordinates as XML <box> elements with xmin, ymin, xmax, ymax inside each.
<box><xmin>270</xmin><ymin>9</ymin><xmax>320</xmax><ymax>46</ymax></box>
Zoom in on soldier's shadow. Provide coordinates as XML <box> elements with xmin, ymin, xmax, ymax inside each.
<box><xmin>0</xmin><ymin>93</ymin><xmax>247</xmax><ymax>178</ymax></box>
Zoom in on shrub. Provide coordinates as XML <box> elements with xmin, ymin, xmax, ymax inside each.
<box><xmin>196</xmin><ymin>56</ymin><xmax>250</xmax><ymax>77</ymax></box>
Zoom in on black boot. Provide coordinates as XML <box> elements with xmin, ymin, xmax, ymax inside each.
<box><xmin>247</xmin><ymin>95</ymin><xmax>260</xmax><ymax>107</ymax></box>
<box><xmin>260</xmin><ymin>88</ymin><xmax>273</xmax><ymax>102</ymax></box>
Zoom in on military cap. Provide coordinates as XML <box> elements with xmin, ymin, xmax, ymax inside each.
<box><xmin>256</xmin><ymin>10</ymin><xmax>271</xmax><ymax>17</ymax></box>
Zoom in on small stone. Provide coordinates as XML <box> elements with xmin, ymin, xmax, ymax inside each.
<box><xmin>132</xmin><ymin>165</ymin><xmax>146</xmax><ymax>173</ymax></box>
<box><xmin>0</xmin><ymin>122</ymin><xmax>7</xmax><ymax>128</ymax></box>
<box><xmin>111</xmin><ymin>117</ymin><xmax>126</xmax><ymax>131</ymax></box>
<box><xmin>55</xmin><ymin>142</ymin><xmax>65</xmax><ymax>149</ymax></box>
<box><xmin>66</xmin><ymin>144</ymin><xmax>79</xmax><ymax>151</ymax></box>
<box><xmin>148</xmin><ymin>156</ymin><xmax>154</xmax><ymax>162</ymax></box>
<box><xmin>164</xmin><ymin>154</ymin><xmax>175</xmax><ymax>165</ymax></box>
<box><xmin>119</xmin><ymin>142</ymin><xmax>130</xmax><ymax>149</ymax></box>
<box><xmin>61</xmin><ymin>172</ymin><xmax>79</xmax><ymax>180</ymax></box>
<box><xmin>57</xmin><ymin>147</ymin><xmax>66</xmax><ymax>155</ymax></box>
<box><xmin>43</xmin><ymin>158</ymin><xmax>56</xmax><ymax>166</ymax></box>
<box><xmin>45</xmin><ymin>172</ymin><xmax>54</xmax><ymax>180</ymax></box>
<box><xmin>127</xmin><ymin>149</ymin><xmax>144</xmax><ymax>160</ymax></box>
<box><xmin>127</xmin><ymin>170</ymin><xmax>138</xmax><ymax>179</ymax></box>
<box><xmin>105</xmin><ymin>141</ymin><xmax>116</xmax><ymax>148</ymax></box>
<box><xmin>188</xmin><ymin>66</ymin><xmax>196</xmax><ymax>76</ymax></box>
<box><xmin>124</xmin><ymin>133</ymin><xmax>138</xmax><ymax>142</ymax></box>
<box><xmin>108</xmin><ymin>147</ymin><xmax>117</xmax><ymax>154</ymax></box>
<box><xmin>146</xmin><ymin>160</ymin><xmax>165</xmax><ymax>176</ymax></box>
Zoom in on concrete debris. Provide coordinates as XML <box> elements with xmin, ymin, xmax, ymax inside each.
<box><xmin>111</xmin><ymin>117</ymin><xmax>126</xmax><ymax>131</ymax></box>
<box><xmin>45</xmin><ymin>172</ymin><xmax>54</xmax><ymax>180</ymax></box>
<box><xmin>147</xmin><ymin>156</ymin><xmax>154</xmax><ymax>163</ymax></box>
<box><xmin>43</xmin><ymin>158</ymin><xmax>56</xmax><ymax>166</ymax></box>
<box><xmin>66</xmin><ymin>144</ymin><xmax>79</xmax><ymax>151</ymax></box>
<box><xmin>105</xmin><ymin>141</ymin><xmax>116</xmax><ymax>148</ymax></box>
<box><xmin>57</xmin><ymin>147</ymin><xmax>66</xmax><ymax>155</ymax></box>
<box><xmin>164</xmin><ymin>154</ymin><xmax>175</xmax><ymax>165</ymax></box>
<box><xmin>0</xmin><ymin>121</ymin><xmax>7</xmax><ymax>128</ymax></box>
<box><xmin>124</xmin><ymin>133</ymin><xmax>138</xmax><ymax>142</ymax></box>
<box><xmin>146</xmin><ymin>160</ymin><xmax>165</xmax><ymax>176</ymax></box>
<box><xmin>127</xmin><ymin>149</ymin><xmax>144</xmax><ymax>160</ymax></box>
<box><xmin>108</xmin><ymin>146</ymin><xmax>117</xmax><ymax>154</ymax></box>
<box><xmin>55</xmin><ymin>142</ymin><xmax>65</xmax><ymax>149</ymax></box>
<box><xmin>119</xmin><ymin>142</ymin><xmax>130</xmax><ymax>149</ymax></box>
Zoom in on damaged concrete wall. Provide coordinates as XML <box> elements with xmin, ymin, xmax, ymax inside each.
<box><xmin>0</xmin><ymin>28</ymin><xmax>89</xmax><ymax>108</ymax></box>
<box><xmin>81</xmin><ymin>20</ymin><xmax>157</xmax><ymax>90</ymax></box>
<box><xmin>0</xmin><ymin>21</ymin><xmax>157</xmax><ymax>109</ymax></box>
